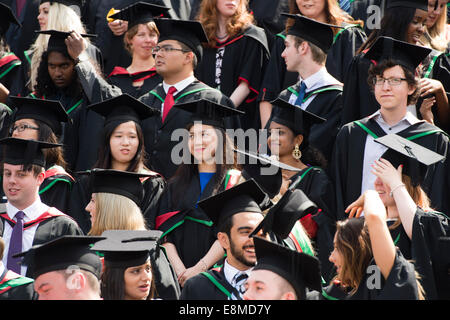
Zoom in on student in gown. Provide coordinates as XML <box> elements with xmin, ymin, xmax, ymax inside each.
<box><xmin>0</xmin><ymin>237</ymin><xmax>37</xmax><ymax>300</ymax></box>
<box><xmin>421</xmin><ymin>0</ymin><xmax>448</xmax><ymax>53</ymax></box>
<box><xmin>0</xmin><ymin>3</ymin><xmax>23</xmax><ymax>99</ymax></box>
<box><xmin>7</xmin><ymin>97</ymin><xmax>74</xmax><ymax>214</ymax></box>
<box><xmin>180</xmin><ymin>179</ymin><xmax>267</xmax><ymax>300</ymax></box>
<box><xmin>195</xmin><ymin>0</ymin><xmax>270</xmax><ymax>131</ymax></box>
<box><xmin>24</xmin><ymin>0</ymin><xmax>103</xmax><ymax>96</ymax></box>
<box><xmin>341</xmin><ymin>0</ymin><xmax>450</xmax><ymax>129</ymax></box>
<box><xmin>69</xmin><ymin>94</ymin><xmax>165</xmax><ymax>233</ymax></box>
<box><xmin>331</xmin><ymin>36</ymin><xmax>450</xmax><ymax>220</ymax></box>
<box><xmin>15</xmin><ymin>236</ymin><xmax>103</xmax><ymax>300</ymax></box>
<box><xmin>155</xmin><ymin>98</ymin><xmax>244</xmax><ymax>288</ymax></box>
<box><xmin>243</xmin><ymin>236</ymin><xmax>322</xmax><ymax>300</ymax></box>
<box><xmin>346</xmin><ymin>134</ymin><xmax>450</xmax><ymax>299</ymax></box>
<box><xmin>92</xmin><ymin>230</ymin><xmax>170</xmax><ymax>300</ymax></box>
<box><xmin>106</xmin><ymin>2</ymin><xmax>169</xmax><ymax>98</ymax></box>
<box><xmin>275</xmin><ymin>13</ymin><xmax>344</xmax><ymax>162</ymax></box>
<box><xmin>267</xmin><ymin>98</ymin><xmax>337</xmax><ymax>282</ymax></box>
<box><xmin>0</xmin><ymin>138</ymin><xmax>82</xmax><ymax>278</ymax></box>
<box><xmin>259</xmin><ymin>0</ymin><xmax>366</xmax><ymax>128</ymax></box>
<box><xmin>31</xmin><ymin>30</ymin><xmax>108</xmax><ymax>172</ymax></box>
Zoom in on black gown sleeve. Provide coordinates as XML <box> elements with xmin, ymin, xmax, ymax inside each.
<box><xmin>67</xmin><ymin>174</ymin><xmax>92</xmax><ymax>234</ymax></box>
<box><xmin>39</xmin><ymin>178</ymin><xmax>74</xmax><ymax>214</ymax></box>
<box><xmin>141</xmin><ymin>176</ymin><xmax>167</xmax><ymax>230</ymax></box>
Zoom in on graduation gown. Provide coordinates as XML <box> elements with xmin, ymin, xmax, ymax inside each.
<box><xmin>288</xmin><ymin>167</ymin><xmax>337</xmax><ymax>283</ymax></box>
<box><xmin>0</xmin><ymin>52</ymin><xmax>22</xmax><ymax>95</ymax></box>
<box><xmin>388</xmin><ymin>209</ymin><xmax>450</xmax><ymax>300</ymax></box>
<box><xmin>0</xmin><ymin>206</ymin><xmax>83</xmax><ymax>277</ymax></box>
<box><xmin>39</xmin><ymin>165</ymin><xmax>75</xmax><ymax>214</ymax></box>
<box><xmin>259</xmin><ymin>25</ymin><xmax>366</xmax><ymax>104</ymax></box>
<box><xmin>139</xmin><ymin>80</ymin><xmax>236</xmax><ymax>180</ymax></box>
<box><xmin>341</xmin><ymin>49</ymin><xmax>450</xmax><ymax>127</ymax></box>
<box><xmin>107</xmin><ymin>66</ymin><xmax>162</xmax><ymax>98</ymax></box>
<box><xmin>180</xmin><ymin>266</ymin><xmax>237</xmax><ymax>300</ymax></box>
<box><xmin>0</xmin><ymin>269</ymin><xmax>37</xmax><ymax>300</ymax></box>
<box><xmin>155</xmin><ymin>170</ymin><xmax>240</xmax><ymax>268</ymax></box>
<box><xmin>277</xmin><ymin>82</ymin><xmax>343</xmax><ymax>163</ymax></box>
<box><xmin>330</xmin><ymin>116</ymin><xmax>450</xmax><ymax>220</ymax></box>
<box><xmin>195</xmin><ymin>24</ymin><xmax>270</xmax><ymax>131</ymax></box>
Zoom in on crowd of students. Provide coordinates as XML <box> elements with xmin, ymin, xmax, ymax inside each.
<box><xmin>0</xmin><ymin>0</ymin><xmax>448</xmax><ymax>301</ymax></box>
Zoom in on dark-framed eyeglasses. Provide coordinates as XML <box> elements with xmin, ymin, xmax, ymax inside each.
<box><xmin>373</xmin><ymin>77</ymin><xmax>407</xmax><ymax>86</ymax></box>
<box><xmin>10</xmin><ymin>123</ymin><xmax>40</xmax><ymax>134</ymax></box>
<box><xmin>152</xmin><ymin>45</ymin><xmax>190</xmax><ymax>54</ymax></box>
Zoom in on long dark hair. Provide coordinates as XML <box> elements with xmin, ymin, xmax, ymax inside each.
<box><xmin>169</xmin><ymin>125</ymin><xmax>239</xmax><ymax>206</ymax></box>
<box><xmin>101</xmin><ymin>265</ymin><xmax>156</xmax><ymax>300</ymax></box>
<box><xmin>34</xmin><ymin>50</ymin><xmax>82</xmax><ymax>97</ymax></box>
<box><xmin>357</xmin><ymin>7</ymin><xmax>416</xmax><ymax>53</ymax></box>
<box><xmin>93</xmin><ymin>120</ymin><xmax>147</xmax><ymax>172</ymax></box>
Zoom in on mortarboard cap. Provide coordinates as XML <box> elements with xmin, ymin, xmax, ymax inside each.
<box><xmin>249</xmin><ymin>188</ymin><xmax>318</xmax><ymax>239</ymax></box>
<box><xmin>363</xmin><ymin>36</ymin><xmax>431</xmax><ymax>72</ymax></box>
<box><xmin>109</xmin><ymin>2</ymin><xmax>170</xmax><ymax>30</ymax></box>
<box><xmin>197</xmin><ymin>179</ymin><xmax>266</xmax><ymax>230</ymax></box>
<box><xmin>252</xmin><ymin>236</ymin><xmax>322</xmax><ymax>299</ymax></box>
<box><xmin>0</xmin><ymin>137</ymin><xmax>62</xmax><ymax>168</ymax></box>
<box><xmin>91</xmin><ymin>230</ymin><xmax>162</xmax><ymax>268</ymax></box>
<box><xmin>387</xmin><ymin>0</ymin><xmax>428</xmax><ymax>11</ymax></box>
<box><xmin>154</xmin><ymin>18</ymin><xmax>209</xmax><ymax>62</ymax></box>
<box><xmin>87</xmin><ymin>93</ymin><xmax>159</xmax><ymax>126</ymax></box>
<box><xmin>173</xmin><ymin>97</ymin><xmax>242</xmax><ymax>128</ymax></box>
<box><xmin>281</xmin><ymin>13</ymin><xmax>342</xmax><ymax>52</ymax></box>
<box><xmin>35</xmin><ymin>30</ymin><xmax>97</xmax><ymax>56</ymax></box>
<box><xmin>375</xmin><ymin>133</ymin><xmax>445</xmax><ymax>187</ymax></box>
<box><xmin>13</xmin><ymin>236</ymin><xmax>104</xmax><ymax>279</ymax></box>
<box><xmin>235</xmin><ymin>148</ymin><xmax>302</xmax><ymax>200</ymax></box>
<box><xmin>0</xmin><ymin>3</ymin><xmax>21</xmax><ymax>35</ymax></box>
<box><xmin>10</xmin><ymin>96</ymin><xmax>71</xmax><ymax>135</ymax></box>
<box><xmin>270</xmin><ymin>97</ymin><xmax>326</xmax><ymax>145</ymax></box>
<box><xmin>40</xmin><ymin>0</ymin><xmax>84</xmax><ymax>9</ymax></box>
<box><xmin>79</xmin><ymin>168</ymin><xmax>155</xmax><ymax>206</ymax></box>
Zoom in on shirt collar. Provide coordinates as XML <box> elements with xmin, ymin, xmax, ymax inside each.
<box><xmin>162</xmin><ymin>75</ymin><xmax>196</xmax><ymax>95</ymax></box>
<box><xmin>368</xmin><ymin>109</ymin><xmax>421</xmax><ymax>126</ymax></box>
<box><xmin>300</xmin><ymin>67</ymin><xmax>341</xmax><ymax>92</ymax></box>
<box><xmin>6</xmin><ymin>198</ymin><xmax>48</xmax><ymax>221</ymax></box>
<box><xmin>223</xmin><ymin>259</ymin><xmax>252</xmax><ymax>284</ymax></box>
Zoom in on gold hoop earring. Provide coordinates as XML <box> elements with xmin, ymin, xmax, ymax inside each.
<box><xmin>292</xmin><ymin>144</ymin><xmax>302</xmax><ymax>160</ymax></box>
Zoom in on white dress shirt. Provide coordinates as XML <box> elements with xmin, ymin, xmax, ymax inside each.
<box><xmin>161</xmin><ymin>75</ymin><xmax>196</xmax><ymax>116</ymax></box>
<box><xmin>288</xmin><ymin>67</ymin><xmax>341</xmax><ymax>110</ymax></box>
<box><xmin>2</xmin><ymin>198</ymin><xmax>50</xmax><ymax>276</ymax></box>
<box><xmin>223</xmin><ymin>259</ymin><xmax>252</xmax><ymax>286</ymax></box>
<box><xmin>361</xmin><ymin>109</ymin><xmax>423</xmax><ymax>195</ymax></box>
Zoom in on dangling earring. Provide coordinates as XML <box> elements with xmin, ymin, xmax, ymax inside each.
<box><xmin>292</xmin><ymin>144</ymin><xmax>302</xmax><ymax>160</ymax></box>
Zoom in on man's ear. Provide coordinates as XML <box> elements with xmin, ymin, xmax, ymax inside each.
<box><xmin>281</xmin><ymin>291</ymin><xmax>297</xmax><ymax>300</ymax></box>
<box><xmin>217</xmin><ymin>232</ymin><xmax>230</xmax><ymax>251</ymax></box>
<box><xmin>36</xmin><ymin>170</ymin><xmax>45</xmax><ymax>186</ymax></box>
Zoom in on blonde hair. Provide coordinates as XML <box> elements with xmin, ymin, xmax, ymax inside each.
<box><xmin>29</xmin><ymin>2</ymin><xmax>90</xmax><ymax>90</ymax></box>
<box><xmin>423</xmin><ymin>2</ymin><xmax>448</xmax><ymax>52</ymax></box>
<box><xmin>88</xmin><ymin>193</ymin><xmax>147</xmax><ymax>236</ymax></box>
<box><xmin>197</xmin><ymin>0</ymin><xmax>254</xmax><ymax>47</ymax></box>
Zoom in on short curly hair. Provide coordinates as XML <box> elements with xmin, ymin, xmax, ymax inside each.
<box><xmin>367</xmin><ymin>59</ymin><xmax>419</xmax><ymax>106</ymax></box>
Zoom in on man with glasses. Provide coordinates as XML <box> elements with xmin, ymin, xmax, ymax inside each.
<box><xmin>331</xmin><ymin>37</ymin><xmax>450</xmax><ymax>219</ymax></box>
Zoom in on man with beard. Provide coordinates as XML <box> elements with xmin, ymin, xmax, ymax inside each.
<box><xmin>179</xmin><ymin>179</ymin><xmax>267</xmax><ymax>300</ymax></box>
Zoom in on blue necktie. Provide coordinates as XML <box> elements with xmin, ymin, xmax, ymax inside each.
<box><xmin>294</xmin><ymin>82</ymin><xmax>307</xmax><ymax>107</ymax></box>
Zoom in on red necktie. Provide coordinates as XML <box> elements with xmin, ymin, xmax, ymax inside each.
<box><xmin>162</xmin><ymin>86</ymin><xmax>177</xmax><ymax>122</ymax></box>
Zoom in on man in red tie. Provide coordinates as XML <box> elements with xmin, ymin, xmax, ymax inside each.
<box><xmin>138</xmin><ymin>18</ymin><xmax>239</xmax><ymax>180</ymax></box>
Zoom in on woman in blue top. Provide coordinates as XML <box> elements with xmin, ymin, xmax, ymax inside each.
<box><xmin>155</xmin><ymin>97</ymin><xmax>244</xmax><ymax>287</ymax></box>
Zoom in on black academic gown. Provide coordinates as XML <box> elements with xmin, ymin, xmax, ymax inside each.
<box><xmin>139</xmin><ymin>80</ymin><xmax>236</xmax><ymax>180</ymax></box>
<box><xmin>155</xmin><ymin>171</ymin><xmax>233</xmax><ymax>269</ymax></box>
<box><xmin>0</xmin><ymin>207</ymin><xmax>83</xmax><ymax>277</ymax></box>
<box><xmin>277</xmin><ymin>82</ymin><xmax>343</xmax><ymax>163</ymax></box>
<box><xmin>341</xmin><ymin>49</ymin><xmax>450</xmax><ymax>127</ymax></box>
<box><xmin>388</xmin><ymin>209</ymin><xmax>450</xmax><ymax>300</ymax></box>
<box><xmin>259</xmin><ymin>25</ymin><xmax>366</xmax><ymax>104</ymax></box>
<box><xmin>39</xmin><ymin>165</ymin><xmax>75</xmax><ymax>214</ymax></box>
<box><xmin>287</xmin><ymin>167</ymin><xmax>337</xmax><ymax>283</ymax></box>
<box><xmin>330</xmin><ymin>116</ymin><xmax>450</xmax><ymax>220</ymax></box>
<box><xmin>0</xmin><ymin>52</ymin><xmax>22</xmax><ymax>95</ymax></box>
<box><xmin>107</xmin><ymin>66</ymin><xmax>162</xmax><ymax>98</ymax></box>
<box><xmin>195</xmin><ymin>24</ymin><xmax>270</xmax><ymax>131</ymax></box>
<box><xmin>180</xmin><ymin>266</ymin><xmax>237</xmax><ymax>300</ymax></box>
<box><xmin>0</xmin><ymin>269</ymin><xmax>37</xmax><ymax>300</ymax></box>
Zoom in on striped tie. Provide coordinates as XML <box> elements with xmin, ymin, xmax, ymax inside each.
<box><xmin>229</xmin><ymin>272</ymin><xmax>248</xmax><ymax>300</ymax></box>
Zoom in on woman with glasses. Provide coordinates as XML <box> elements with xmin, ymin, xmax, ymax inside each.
<box><xmin>106</xmin><ymin>3</ymin><xmax>169</xmax><ymax>98</ymax></box>
<box><xmin>6</xmin><ymin>97</ymin><xmax>74</xmax><ymax>214</ymax></box>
